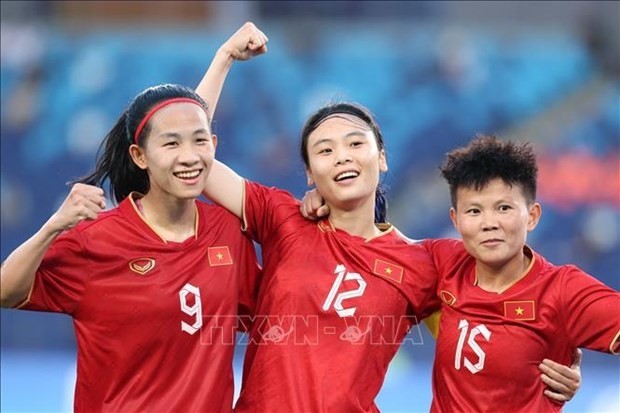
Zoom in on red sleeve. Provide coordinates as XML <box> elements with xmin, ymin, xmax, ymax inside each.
<box><xmin>421</xmin><ymin>238</ymin><xmax>468</xmax><ymax>281</ymax></box>
<box><xmin>237</xmin><ymin>239</ymin><xmax>263</xmax><ymax>326</ymax></box>
<box><xmin>18</xmin><ymin>229</ymin><xmax>90</xmax><ymax>315</ymax></box>
<box><xmin>560</xmin><ymin>266</ymin><xmax>620</xmax><ymax>354</ymax></box>
<box><xmin>409</xmin><ymin>246</ymin><xmax>442</xmax><ymax>321</ymax></box>
<box><xmin>242</xmin><ymin>180</ymin><xmax>301</xmax><ymax>244</ymax></box>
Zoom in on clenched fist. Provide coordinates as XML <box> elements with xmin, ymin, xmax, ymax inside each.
<box><xmin>48</xmin><ymin>183</ymin><xmax>106</xmax><ymax>232</ymax></box>
<box><xmin>219</xmin><ymin>21</ymin><xmax>269</xmax><ymax>61</ymax></box>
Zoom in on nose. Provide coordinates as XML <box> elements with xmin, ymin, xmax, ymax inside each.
<box><xmin>178</xmin><ymin>142</ymin><xmax>201</xmax><ymax>164</ymax></box>
<box><xmin>481</xmin><ymin>211</ymin><xmax>499</xmax><ymax>231</ymax></box>
<box><xmin>334</xmin><ymin>147</ymin><xmax>352</xmax><ymax>166</ymax></box>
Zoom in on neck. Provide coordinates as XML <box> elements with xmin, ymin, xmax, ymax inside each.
<box><xmin>475</xmin><ymin>248</ymin><xmax>531</xmax><ymax>293</ymax></box>
<box><xmin>328</xmin><ymin>197</ymin><xmax>381</xmax><ymax>240</ymax></box>
<box><xmin>138</xmin><ymin>192</ymin><xmax>197</xmax><ymax>242</ymax></box>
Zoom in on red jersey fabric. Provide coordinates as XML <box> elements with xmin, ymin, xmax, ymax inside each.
<box><xmin>234</xmin><ymin>181</ymin><xmax>440</xmax><ymax>413</ymax></box>
<box><xmin>18</xmin><ymin>194</ymin><xmax>260</xmax><ymax>413</ymax></box>
<box><xmin>424</xmin><ymin>239</ymin><xmax>620</xmax><ymax>413</ymax></box>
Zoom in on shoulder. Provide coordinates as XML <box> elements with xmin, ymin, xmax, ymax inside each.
<box><xmin>196</xmin><ymin>199</ymin><xmax>237</xmax><ymax>221</ymax></box>
<box><xmin>73</xmin><ymin>207</ymin><xmax>123</xmax><ymax>234</ymax></box>
<box><xmin>532</xmin><ymin>252</ymin><xmax>607</xmax><ymax>291</ymax></box>
<box><xmin>245</xmin><ymin>179</ymin><xmax>299</xmax><ymax>206</ymax></box>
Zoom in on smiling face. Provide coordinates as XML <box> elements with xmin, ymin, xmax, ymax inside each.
<box><xmin>305</xmin><ymin>113</ymin><xmax>387</xmax><ymax>213</ymax></box>
<box><xmin>129</xmin><ymin>102</ymin><xmax>217</xmax><ymax>201</ymax></box>
<box><xmin>450</xmin><ymin>177</ymin><xmax>541</xmax><ymax>273</ymax></box>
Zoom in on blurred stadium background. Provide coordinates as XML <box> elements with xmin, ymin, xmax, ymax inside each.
<box><xmin>1</xmin><ymin>1</ymin><xmax>618</xmax><ymax>412</ymax></box>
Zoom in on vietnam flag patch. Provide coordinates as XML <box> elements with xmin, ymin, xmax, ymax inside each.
<box><xmin>504</xmin><ymin>300</ymin><xmax>535</xmax><ymax>321</ymax></box>
<box><xmin>207</xmin><ymin>246</ymin><xmax>233</xmax><ymax>266</ymax></box>
<box><xmin>373</xmin><ymin>259</ymin><xmax>404</xmax><ymax>283</ymax></box>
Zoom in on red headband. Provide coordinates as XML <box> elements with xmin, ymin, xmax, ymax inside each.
<box><xmin>132</xmin><ymin>97</ymin><xmax>206</xmax><ymax>144</ymax></box>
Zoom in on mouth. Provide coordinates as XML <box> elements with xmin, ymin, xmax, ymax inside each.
<box><xmin>480</xmin><ymin>238</ymin><xmax>503</xmax><ymax>246</ymax></box>
<box><xmin>334</xmin><ymin>170</ymin><xmax>359</xmax><ymax>182</ymax></box>
<box><xmin>173</xmin><ymin>169</ymin><xmax>202</xmax><ymax>180</ymax></box>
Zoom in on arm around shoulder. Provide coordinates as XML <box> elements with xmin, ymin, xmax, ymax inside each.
<box><xmin>203</xmin><ymin>160</ymin><xmax>245</xmax><ymax>220</ymax></box>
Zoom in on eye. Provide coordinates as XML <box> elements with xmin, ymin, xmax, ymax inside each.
<box><xmin>499</xmin><ymin>205</ymin><xmax>512</xmax><ymax>212</ymax></box>
<box><xmin>350</xmin><ymin>141</ymin><xmax>363</xmax><ymax>147</ymax></box>
<box><xmin>317</xmin><ymin>147</ymin><xmax>332</xmax><ymax>155</ymax></box>
<box><xmin>466</xmin><ymin>208</ymin><xmax>480</xmax><ymax>215</ymax></box>
<box><xmin>163</xmin><ymin>141</ymin><xmax>178</xmax><ymax>147</ymax></box>
<box><xmin>195</xmin><ymin>137</ymin><xmax>210</xmax><ymax>145</ymax></box>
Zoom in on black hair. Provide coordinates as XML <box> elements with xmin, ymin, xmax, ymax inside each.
<box><xmin>74</xmin><ymin>84</ymin><xmax>210</xmax><ymax>203</ymax></box>
<box><xmin>440</xmin><ymin>134</ymin><xmax>538</xmax><ymax>208</ymax></box>
<box><xmin>300</xmin><ymin>102</ymin><xmax>388</xmax><ymax>223</ymax></box>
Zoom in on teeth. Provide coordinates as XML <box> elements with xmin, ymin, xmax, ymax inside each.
<box><xmin>336</xmin><ymin>171</ymin><xmax>358</xmax><ymax>181</ymax></box>
<box><xmin>175</xmin><ymin>170</ymin><xmax>200</xmax><ymax>179</ymax></box>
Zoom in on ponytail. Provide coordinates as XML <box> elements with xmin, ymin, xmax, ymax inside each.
<box><xmin>374</xmin><ymin>184</ymin><xmax>388</xmax><ymax>224</ymax></box>
<box><xmin>73</xmin><ymin>111</ymin><xmax>149</xmax><ymax>203</ymax></box>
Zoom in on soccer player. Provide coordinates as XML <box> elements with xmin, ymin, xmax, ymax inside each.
<box><xmin>201</xmin><ymin>101</ymin><xmax>440</xmax><ymax>412</ymax></box>
<box><xmin>0</xmin><ymin>23</ymin><xmax>268</xmax><ymax>412</ymax></box>
<box><xmin>425</xmin><ymin>135</ymin><xmax>620</xmax><ymax>412</ymax></box>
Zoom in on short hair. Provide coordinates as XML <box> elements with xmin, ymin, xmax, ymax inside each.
<box><xmin>440</xmin><ymin>135</ymin><xmax>538</xmax><ymax>208</ymax></box>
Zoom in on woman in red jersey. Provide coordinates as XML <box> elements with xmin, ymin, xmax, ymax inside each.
<box><xmin>426</xmin><ymin>136</ymin><xmax>619</xmax><ymax>412</ymax></box>
<box><xmin>0</xmin><ymin>25</ymin><xmax>267</xmax><ymax>412</ymax></box>
<box><xmin>195</xmin><ymin>30</ymin><xmax>583</xmax><ymax>411</ymax></box>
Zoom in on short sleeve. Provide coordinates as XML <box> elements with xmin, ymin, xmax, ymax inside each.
<box><xmin>18</xmin><ymin>229</ymin><xmax>90</xmax><ymax>315</ymax></box>
<box><xmin>242</xmin><ymin>180</ymin><xmax>301</xmax><ymax>244</ymax></box>
<box><xmin>237</xmin><ymin>239</ymin><xmax>263</xmax><ymax>327</ymax></box>
<box><xmin>561</xmin><ymin>267</ymin><xmax>620</xmax><ymax>354</ymax></box>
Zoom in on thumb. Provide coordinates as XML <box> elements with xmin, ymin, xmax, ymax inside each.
<box><xmin>571</xmin><ymin>348</ymin><xmax>583</xmax><ymax>369</ymax></box>
<box><xmin>317</xmin><ymin>205</ymin><xmax>330</xmax><ymax>218</ymax></box>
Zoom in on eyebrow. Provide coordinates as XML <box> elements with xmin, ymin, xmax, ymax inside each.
<box><xmin>311</xmin><ymin>131</ymin><xmax>368</xmax><ymax>147</ymax></box>
<box><xmin>157</xmin><ymin>128</ymin><xmax>210</xmax><ymax>139</ymax></box>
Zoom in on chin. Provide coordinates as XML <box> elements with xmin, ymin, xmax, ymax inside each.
<box><xmin>177</xmin><ymin>190</ymin><xmax>202</xmax><ymax>200</ymax></box>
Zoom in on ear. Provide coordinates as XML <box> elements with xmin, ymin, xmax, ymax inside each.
<box><xmin>211</xmin><ymin>133</ymin><xmax>218</xmax><ymax>150</ymax></box>
<box><xmin>306</xmin><ymin>168</ymin><xmax>315</xmax><ymax>187</ymax></box>
<box><xmin>449</xmin><ymin>207</ymin><xmax>458</xmax><ymax>229</ymax></box>
<box><xmin>129</xmin><ymin>144</ymin><xmax>147</xmax><ymax>170</ymax></box>
<box><xmin>379</xmin><ymin>149</ymin><xmax>388</xmax><ymax>173</ymax></box>
<box><xmin>527</xmin><ymin>202</ymin><xmax>542</xmax><ymax>232</ymax></box>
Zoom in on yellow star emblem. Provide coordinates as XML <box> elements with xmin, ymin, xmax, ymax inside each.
<box><xmin>385</xmin><ymin>267</ymin><xmax>392</xmax><ymax>274</ymax></box>
<box><xmin>516</xmin><ymin>307</ymin><xmax>524</xmax><ymax>315</ymax></box>
<box><xmin>216</xmin><ymin>252</ymin><xmax>223</xmax><ymax>260</ymax></box>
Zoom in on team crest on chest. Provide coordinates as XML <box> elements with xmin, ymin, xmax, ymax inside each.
<box><xmin>440</xmin><ymin>290</ymin><xmax>457</xmax><ymax>306</ymax></box>
<box><xmin>129</xmin><ymin>258</ymin><xmax>156</xmax><ymax>275</ymax></box>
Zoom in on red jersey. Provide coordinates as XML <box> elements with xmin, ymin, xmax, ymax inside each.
<box><xmin>17</xmin><ymin>194</ymin><xmax>260</xmax><ymax>413</ymax></box>
<box><xmin>234</xmin><ymin>182</ymin><xmax>440</xmax><ymax>413</ymax></box>
<box><xmin>424</xmin><ymin>239</ymin><xmax>620</xmax><ymax>413</ymax></box>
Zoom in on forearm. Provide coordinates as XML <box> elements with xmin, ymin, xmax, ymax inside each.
<box><xmin>0</xmin><ymin>221</ymin><xmax>63</xmax><ymax>307</ymax></box>
<box><xmin>202</xmin><ymin>160</ymin><xmax>245</xmax><ymax>219</ymax></box>
<box><xmin>195</xmin><ymin>47</ymin><xmax>235</xmax><ymax>121</ymax></box>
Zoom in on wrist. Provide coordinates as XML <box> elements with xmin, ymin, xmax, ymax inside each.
<box><xmin>215</xmin><ymin>46</ymin><xmax>236</xmax><ymax>67</ymax></box>
<box><xmin>41</xmin><ymin>216</ymin><xmax>68</xmax><ymax>238</ymax></box>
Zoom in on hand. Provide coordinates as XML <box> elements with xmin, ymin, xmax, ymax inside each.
<box><xmin>539</xmin><ymin>348</ymin><xmax>582</xmax><ymax>403</ymax></box>
<box><xmin>47</xmin><ymin>184</ymin><xmax>106</xmax><ymax>232</ymax></box>
<box><xmin>300</xmin><ymin>188</ymin><xmax>330</xmax><ymax>221</ymax></box>
<box><xmin>219</xmin><ymin>21</ymin><xmax>268</xmax><ymax>61</ymax></box>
